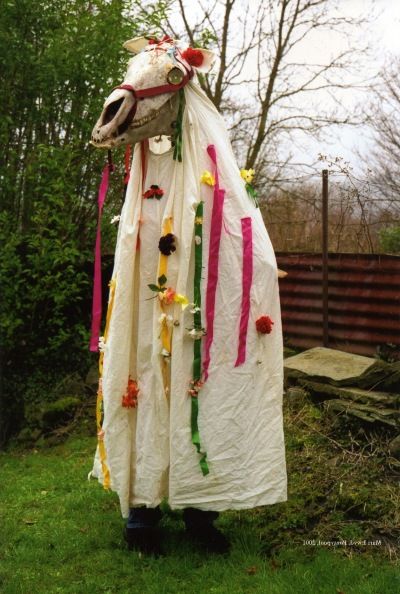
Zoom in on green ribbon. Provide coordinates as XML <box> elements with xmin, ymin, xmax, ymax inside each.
<box><xmin>246</xmin><ymin>182</ymin><xmax>259</xmax><ymax>208</ymax></box>
<box><xmin>191</xmin><ymin>201</ymin><xmax>209</xmax><ymax>476</ymax></box>
<box><xmin>191</xmin><ymin>395</ymin><xmax>209</xmax><ymax>475</ymax></box>
<box><xmin>173</xmin><ymin>89</ymin><xmax>185</xmax><ymax>163</ymax></box>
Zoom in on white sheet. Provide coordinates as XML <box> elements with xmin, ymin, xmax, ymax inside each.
<box><xmin>90</xmin><ymin>82</ymin><xmax>287</xmax><ymax>518</ymax></box>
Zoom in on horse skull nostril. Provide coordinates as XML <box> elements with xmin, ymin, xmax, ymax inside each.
<box><xmin>102</xmin><ymin>98</ymin><xmax>124</xmax><ymax>125</ymax></box>
<box><xmin>117</xmin><ymin>116</ymin><xmax>132</xmax><ymax>136</ymax></box>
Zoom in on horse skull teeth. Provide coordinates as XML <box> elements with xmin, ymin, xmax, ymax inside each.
<box><xmin>131</xmin><ymin>108</ymin><xmax>162</xmax><ymax>129</ymax></box>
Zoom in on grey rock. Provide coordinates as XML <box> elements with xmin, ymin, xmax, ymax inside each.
<box><xmin>389</xmin><ymin>434</ymin><xmax>400</xmax><ymax>459</ymax></box>
<box><xmin>284</xmin><ymin>347</ymin><xmax>375</xmax><ymax>383</ymax></box>
<box><xmin>41</xmin><ymin>397</ymin><xmax>81</xmax><ymax>430</ymax></box>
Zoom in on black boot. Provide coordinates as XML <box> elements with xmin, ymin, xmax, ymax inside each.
<box><xmin>124</xmin><ymin>506</ymin><xmax>163</xmax><ymax>556</ymax></box>
<box><xmin>183</xmin><ymin>507</ymin><xmax>230</xmax><ymax>554</ymax></box>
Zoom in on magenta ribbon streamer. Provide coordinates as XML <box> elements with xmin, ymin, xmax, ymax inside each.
<box><xmin>234</xmin><ymin>217</ymin><xmax>253</xmax><ymax>367</ymax></box>
<box><xmin>203</xmin><ymin>145</ymin><xmax>225</xmax><ymax>381</ymax></box>
<box><xmin>89</xmin><ymin>163</ymin><xmax>112</xmax><ymax>352</ymax></box>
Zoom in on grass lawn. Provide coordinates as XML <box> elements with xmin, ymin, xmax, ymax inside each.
<box><xmin>0</xmin><ymin>430</ymin><xmax>399</xmax><ymax>594</ymax></box>
<box><xmin>1</xmin><ymin>386</ymin><xmax>400</xmax><ymax>594</ymax></box>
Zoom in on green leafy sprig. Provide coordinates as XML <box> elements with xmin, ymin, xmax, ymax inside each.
<box><xmin>245</xmin><ymin>183</ymin><xmax>259</xmax><ymax>208</ymax></box>
<box><xmin>147</xmin><ymin>274</ymin><xmax>167</xmax><ymax>297</ymax></box>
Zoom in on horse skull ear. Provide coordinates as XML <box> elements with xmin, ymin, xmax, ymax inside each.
<box><xmin>196</xmin><ymin>49</ymin><xmax>216</xmax><ymax>73</ymax></box>
<box><xmin>180</xmin><ymin>47</ymin><xmax>216</xmax><ymax>73</ymax></box>
<box><xmin>123</xmin><ymin>36</ymin><xmax>153</xmax><ymax>54</ymax></box>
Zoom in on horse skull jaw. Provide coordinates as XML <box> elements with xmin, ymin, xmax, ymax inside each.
<box><xmin>91</xmin><ymin>93</ymin><xmax>180</xmax><ymax>149</ymax></box>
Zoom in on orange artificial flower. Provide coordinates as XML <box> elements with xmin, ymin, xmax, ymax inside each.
<box><xmin>122</xmin><ymin>378</ymin><xmax>140</xmax><ymax>408</ymax></box>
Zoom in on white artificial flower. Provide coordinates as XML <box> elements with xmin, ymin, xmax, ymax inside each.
<box><xmin>110</xmin><ymin>215</ymin><xmax>121</xmax><ymax>224</ymax></box>
<box><xmin>190</xmin><ymin>305</ymin><xmax>201</xmax><ymax>314</ymax></box>
<box><xmin>188</xmin><ymin>328</ymin><xmax>205</xmax><ymax>340</ymax></box>
<box><xmin>98</xmin><ymin>336</ymin><xmax>106</xmax><ymax>352</ymax></box>
<box><xmin>195</xmin><ymin>235</ymin><xmax>202</xmax><ymax>245</ymax></box>
<box><xmin>159</xmin><ymin>313</ymin><xmax>174</xmax><ymax>327</ymax></box>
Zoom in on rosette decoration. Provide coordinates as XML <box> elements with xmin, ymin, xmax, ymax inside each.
<box><xmin>182</xmin><ymin>47</ymin><xmax>205</xmax><ymax>67</ymax></box>
<box><xmin>158</xmin><ymin>233</ymin><xmax>176</xmax><ymax>256</ymax></box>
<box><xmin>143</xmin><ymin>184</ymin><xmax>164</xmax><ymax>200</ymax></box>
<box><xmin>122</xmin><ymin>378</ymin><xmax>139</xmax><ymax>408</ymax></box>
<box><xmin>256</xmin><ymin>315</ymin><xmax>274</xmax><ymax>334</ymax></box>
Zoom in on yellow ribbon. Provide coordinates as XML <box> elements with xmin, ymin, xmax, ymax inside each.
<box><xmin>159</xmin><ymin>217</ymin><xmax>173</xmax><ymax>353</ymax></box>
<box><xmin>96</xmin><ymin>278</ymin><xmax>116</xmax><ymax>490</ymax></box>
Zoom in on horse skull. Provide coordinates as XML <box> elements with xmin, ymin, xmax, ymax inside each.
<box><xmin>91</xmin><ymin>38</ymin><xmax>215</xmax><ymax>149</ymax></box>
<box><xmin>91</xmin><ymin>43</ymin><xmax>185</xmax><ymax>148</ymax></box>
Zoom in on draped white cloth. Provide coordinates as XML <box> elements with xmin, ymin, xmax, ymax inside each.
<box><xmin>90</xmin><ymin>82</ymin><xmax>287</xmax><ymax>518</ymax></box>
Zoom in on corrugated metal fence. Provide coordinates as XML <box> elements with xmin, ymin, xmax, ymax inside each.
<box><xmin>276</xmin><ymin>252</ymin><xmax>400</xmax><ymax>356</ymax></box>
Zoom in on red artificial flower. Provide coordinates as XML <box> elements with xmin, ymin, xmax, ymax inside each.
<box><xmin>256</xmin><ymin>315</ymin><xmax>274</xmax><ymax>334</ymax></box>
<box><xmin>188</xmin><ymin>379</ymin><xmax>204</xmax><ymax>397</ymax></box>
<box><xmin>143</xmin><ymin>184</ymin><xmax>164</xmax><ymax>200</ymax></box>
<box><xmin>182</xmin><ymin>47</ymin><xmax>204</xmax><ymax>67</ymax></box>
<box><xmin>122</xmin><ymin>378</ymin><xmax>140</xmax><ymax>408</ymax></box>
<box><xmin>161</xmin><ymin>287</ymin><xmax>176</xmax><ymax>305</ymax></box>
<box><xmin>148</xmin><ymin>35</ymin><xmax>173</xmax><ymax>46</ymax></box>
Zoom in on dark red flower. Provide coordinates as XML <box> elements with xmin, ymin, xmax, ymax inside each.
<box><xmin>158</xmin><ymin>233</ymin><xmax>176</xmax><ymax>256</ymax></box>
<box><xmin>148</xmin><ymin>35</ymin><xmax>173</xmax><ymax>46</ymax></box>
<box><xmin>256</xmin><ymin>315</ymin><xmax>274</xmax><ymax>334</ymax></box>
<box><xmin>182</xmin><ymin>47</ymin><xmax>204</xmax><ymax>67</ymax></box>
<box><xmin>143</xmin><ymin>184</ymin><xmax>164</xmax><ymax>200</ymax></box>
<box><xmin>122</xmin><ymin>378</ymin><xmax>139</xmax><ymax>408</ymax></box>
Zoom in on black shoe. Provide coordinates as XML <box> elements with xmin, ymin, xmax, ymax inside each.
<box><xmin>183</xmin><ymin>507</ymin><xmax>230</xmax><ymax>554</ymax></box>
<box><xmin>186</xmin><ymin>523</ymin><xmax>230</xmax><ymax>554</ymax></box>
<box><xmin>123</xmin><ymin>526</ymin><xmax>163</xmax><ymax>556</ymax></box>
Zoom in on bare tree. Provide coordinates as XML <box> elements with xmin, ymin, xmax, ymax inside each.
<box><xmin>263</xmin><ymin>169</ymin><xmax>390</xmax><ymax>254</ymax></box>
<box><xmin>365</xmin><ymin>57</ymin><xmax>400</xmax><ymax>215</ymax></box>
<box><xmin>155</xmin><ymin>0</ymin><xmax>371</xmax><ymax>185</ymax></box>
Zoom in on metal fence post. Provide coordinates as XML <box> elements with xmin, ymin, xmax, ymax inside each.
<box><xmin>322</xmin><ymin>169</ymin><xmax>329</xmax><ymax>347</ymax></box>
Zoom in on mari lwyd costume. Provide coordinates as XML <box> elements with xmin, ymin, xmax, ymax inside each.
<box><xmin>88</xmin><ymin>36</ymin><xmax>287</xmax><ymax>518</ymax></box>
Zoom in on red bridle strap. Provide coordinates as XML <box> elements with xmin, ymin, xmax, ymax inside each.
<box><xmin>113</xmin><ymin>66</ymin><xmax>194</xmax><ymax>128</ymax></box>
<box><xmin>115</xmin><ymin>68</ymin><xmax>193</xmax><ymax>100</ymax></box>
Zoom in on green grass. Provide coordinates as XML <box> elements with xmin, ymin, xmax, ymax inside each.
<box><xmin>0</xmin><ymin>432</ymin><xmax>399</xmax><ymax>594</ymax></box>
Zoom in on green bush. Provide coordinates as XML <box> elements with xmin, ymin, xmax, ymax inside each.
<box><xmin>0</xmin><ymin>203</ymin><xmax>93</xmax><ymax>444</ymax></box>
<box><xmin>378</xmin><ymin>225</ymin><xmax>400</xmax><ymax>254</ymax></box>
<box><xmin>0</xmin><ymin>0</ymin><xmax>168</xmax><ymax>445</ymax></box>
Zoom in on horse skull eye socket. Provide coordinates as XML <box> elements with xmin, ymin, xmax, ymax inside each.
<box><xmin>167</xmin><ymin>67</ymin><xmax>184</xmax><ymax>85</ymax></box>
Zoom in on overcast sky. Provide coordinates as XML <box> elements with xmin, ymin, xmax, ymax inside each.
<box><xmin>169</xmin><ymin>0</ymin><xmax>400</xmax><ymax>174</ymax></box>
<box><xmin>289</xmin><ymin>0</ymin><xmax>400</xmax><ymax>172</ymax></box>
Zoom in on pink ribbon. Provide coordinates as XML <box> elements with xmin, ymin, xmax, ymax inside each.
<box><xmin>203</xmin><ymin>145</ymin><xmax>225</xmax><ymax>381</ymax></box>
<box><xmin>89</xmin><ymin>161</ymin><xmax>113</xmax><ymax>352</ymax></box>
<box><xmin>234</xmin><ymin>217</ymin><xmax>253</xmax><ymax>367</ymax></box>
